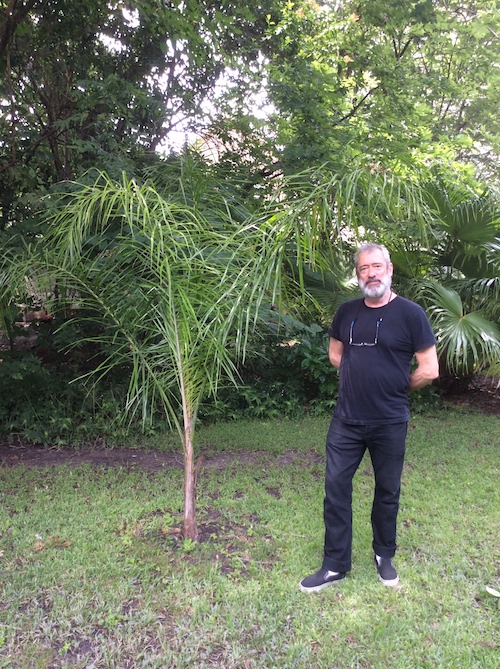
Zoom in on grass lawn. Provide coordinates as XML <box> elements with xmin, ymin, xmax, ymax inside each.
<box><xmin>0</xmin><ymin>409</ymin><xmax>498</xmax><ymax>668</ymax></box>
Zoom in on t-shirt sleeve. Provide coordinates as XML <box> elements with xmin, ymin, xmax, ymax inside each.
<box><xmin>328</xmin><ymin>303</ymin><xmax>348</xmax><ymax>341</ymax></box>
<box><xmin>410</xmin><ymin>305</ymin><xmax>436</xmax><ymax>352</ymax></box>
<box><xmin>328</xmin><ymin>315</ymin><xmax>339</xmax><ymax>340</ymax></box>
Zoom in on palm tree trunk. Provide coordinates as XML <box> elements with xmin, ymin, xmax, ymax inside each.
<box><xmin>183</xmin><ymin>413</ymin><xmax>199</xmax><ymax>541</ymax></box>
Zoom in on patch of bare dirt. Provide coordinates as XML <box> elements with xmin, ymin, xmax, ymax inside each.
<box><xmin>443</xmin><ymin>376</ymin><xmax>500</xmax><ymax>416</ymax></box>
<box><xmin>0</xmin><ymin>440</ymin><xmax>184</xmax><ymax>471</ymax></box>
<box><xmin>0</xmin><ymin>382</ymin><xmax>497</xmax><ymax>470</ymax></box>
<box><xmin>0</xmin><ymin>440</ymin><xmax>322</xmax><ymax>471</ymax></box>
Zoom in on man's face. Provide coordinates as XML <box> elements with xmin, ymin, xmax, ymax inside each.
<box><xmin>356</xmin><ymin>249</ymin><xmax>393</xmax><ymax>299</ymax></box>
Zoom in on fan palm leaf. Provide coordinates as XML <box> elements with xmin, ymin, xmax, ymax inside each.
<box><xmin>425</xmin><ymin>182</ymin><xmax>500</xmax><ymax>279</ymax></box>
<box><xmin>421</xmin><ymin>281</ymin><xmax>500</xmax><ymax>376</ymax></box>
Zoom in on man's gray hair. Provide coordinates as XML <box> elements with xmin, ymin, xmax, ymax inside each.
<box><xmin>354</xmin><ymin>243</ymin><xmax>391</xmax><ymax>268</ymax></box>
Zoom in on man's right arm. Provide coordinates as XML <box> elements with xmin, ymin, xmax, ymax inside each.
<box><xmin>328</xmin><ymin>337</ymin><xmax>343</xmax><ymax>369</ymax></box>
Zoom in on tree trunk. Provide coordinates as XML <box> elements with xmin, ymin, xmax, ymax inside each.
<box><xmin>183</xmin><ymin>415</ymin><xmax>199</xmax><ymax>541</ymax></box>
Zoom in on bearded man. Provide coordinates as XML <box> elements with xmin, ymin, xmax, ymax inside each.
<box><xmin>300</xmin><ymin>243</ymin><xmax>439</xmax><ymax>591</ymax></box>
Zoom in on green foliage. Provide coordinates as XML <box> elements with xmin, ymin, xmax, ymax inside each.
<box><xmin>421</xmin><ymin>282</ymin><xmax>500</xmax><ymax>377</ymax></box>
<box><xmin>408</xmin><ymin>383</ymin><xmax>443</xmax><ymax>414</ymax></box>
<box><xmin>0</xmin><ymin>0</ymin><xmax>280</xmax><ymax>239</ymax></box>
<box><xmin>0</xmin><ymin>0</ymin><xmax>498</xmax><ymax>466</ymax></box>
<box><xmin>22</xmin><ymin>160</ymin><xmax>418</xmax><ymax>437</ymax></box>
<box><xmin>37</xmin><ymin>170</ymin><xmax>288</xmax><ymax>441</ymax></box>
<box><xmin>0</xmin><ymin>351</ymin><xmax>73</xmax><ymax>444</ymax></box>
<box><xmin>200</xmin><ymin>323</ymin><xmax>442</xmax><ymax>422</ymax></box>
<box><xmin>293</xmin><ymin>176</ymin><xmax>500</xmax><ymax>384</ymax></box>
<box><xmin>287</xmin><ymin>325</ymin><xmax>338</xmax><ymax>406</ymax></box>
<box><xmin>413</xmin><ymin>182</ymin><xmax>500</xmax><ymax>379</ymax></box>
<box><xmin>264</xmin><ymin>0</ymin><xmax>500</xmax><ymax>178</ymax></box>
<box><xmin>425</xmin><ymin>181</ymin><xmax>500</xmax><ymax>280</ymax></box>
<box><xmin>1</xmin><ymin>158</ymin><xmax>454</xmax><ymax>446</ymax></box>
<box><xmin>0</xmin><ymin>349</ymin><xmax>135</xmax><ymax>445</ymax></box>
<box><xmin>200</xmin><ymin>324</ymin><xmax>339</xmax><ymax>422</ymax></box>
<box><xmin>0</xmin><ymin>327</ymin><xmax>441</xmax><ymax>442</ymax></box>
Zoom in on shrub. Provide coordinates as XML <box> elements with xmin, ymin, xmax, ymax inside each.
<box><xmin>199</xmin><ymin>325</ymin><xmax>339</xmax><ymax>421</ymax></box>
<box><xmin>0</xmin><ymin>348</ymin><xmax>135</xmax><ymax>445</ymax></box>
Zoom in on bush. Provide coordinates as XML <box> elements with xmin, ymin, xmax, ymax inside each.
<box><xmin>0</xmin><ymin>348</ymin><xmax>135</xmax><ymax>445</ymax></box>
<box><xmin>0</xmin><ymin>320</ymin><xmax>442</xmax><ymax>443</ymax></box>
<box><xmin>199</xmin><ymin>325</ymin><xmax>339</xmax><ymax>422</ymax></box>
<box><xmin>199</xmin><ymin>323</ymin><xmax>443</xmax><ymax>423</ymax></box>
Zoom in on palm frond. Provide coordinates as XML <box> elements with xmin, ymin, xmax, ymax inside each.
<box><xmin>420</xmin><ymin>281</ymin><xmax>500</xmax><ymax>374</ymax></box>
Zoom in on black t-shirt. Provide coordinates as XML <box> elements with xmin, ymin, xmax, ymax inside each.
<box><xmin>328</xmin><ymin>296</ymin><xmax>436</xmax><ymax>425</ymax></box>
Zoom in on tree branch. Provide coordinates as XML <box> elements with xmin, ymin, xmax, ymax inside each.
<box><xmin>0</xmin><ymin>0</ymin><xmax>47</xmax><ymax>59</ymax></box>
<box><xmin>338</xmin><ymin>88</ymin><xmax>378</xmax><ymax>124</ymax></box>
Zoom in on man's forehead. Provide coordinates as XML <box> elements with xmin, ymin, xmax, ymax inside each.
<box><xmin>357</xmin><ymin>250</ymin><xmax>387</xmax><ymax>265</ymax></box>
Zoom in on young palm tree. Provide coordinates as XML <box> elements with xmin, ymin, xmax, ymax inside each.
<box><xmin>36</xmin><ymin>172</ymin><xmax>290</xmax><ymax>540</ymax></box>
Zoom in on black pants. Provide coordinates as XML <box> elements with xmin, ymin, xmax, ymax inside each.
<box><xmin>322</xmin><ymin>418</ymin><xmax>408</xmax><ymax>573</ymax></box>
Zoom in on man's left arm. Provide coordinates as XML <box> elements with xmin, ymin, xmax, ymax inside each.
<box><xmin>408</xmin><ymin>345</ymin><xmax>439</xmax><ymax>392</ymax></box>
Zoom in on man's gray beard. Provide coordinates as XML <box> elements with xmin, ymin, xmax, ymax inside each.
<box><xmin>359</xmin><ymin>276</ymin><xmax>392</xmax><ymax>299</ymax></box>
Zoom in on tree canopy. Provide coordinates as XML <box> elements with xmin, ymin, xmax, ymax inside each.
<box><xmin>1</xmin><ymin>0</ymin><xmax>499</xmax><ymax>222</ymax></box>
<box><xmin>0</xmin><ymin>0</ymin><xmax>279</xmax><ymax>233</ymax></box>
<box><xmin>258</xmin><ymin>0</ymin><xmax>500</xmax><ymax>179</ymax></box>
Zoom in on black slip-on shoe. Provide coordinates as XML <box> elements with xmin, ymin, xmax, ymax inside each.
<box><xmin>375</xmin><ymin>556</ymin><xmax>399</xmax><ymax>587</ymax></box>
<box><xmin>299</xmin><ymin>569</ymin><xmax>346</xmax><ymax>593</ymax></box>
